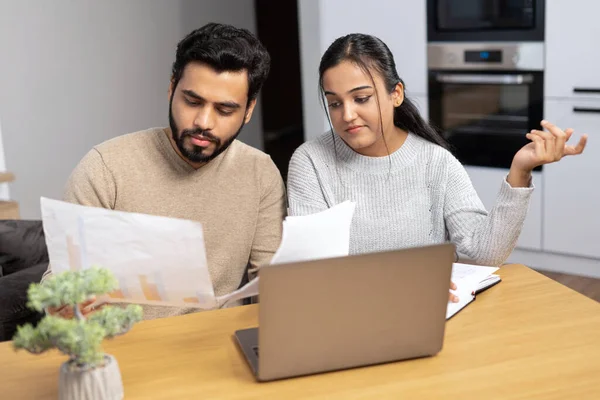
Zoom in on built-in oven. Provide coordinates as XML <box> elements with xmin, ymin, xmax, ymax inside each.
<box><xmin>427</xmin><ymin>0</ymin><xmax>545</xmax><ymax>42</ymax></box>
<box><xmin>428</xmin><ymin>42</ymin><xmax>544</xmax><ymax>170</ymax></box>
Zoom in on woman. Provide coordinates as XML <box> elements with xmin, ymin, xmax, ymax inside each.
<box><xmin>287</xmin><ymin>33</ymin><xmax>587</xmax><ymax>301</ymax></box>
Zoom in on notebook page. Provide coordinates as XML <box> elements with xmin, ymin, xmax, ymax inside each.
<box><xmin>446</xmin><ymin>263</ymin><xmax>499</xmax><ymax>319</ymax></box>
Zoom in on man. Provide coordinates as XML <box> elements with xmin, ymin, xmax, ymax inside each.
<box><xmin>44</xmin><ymin>23</ymin><xmax>286</xmax><ymax>320</ymax></box>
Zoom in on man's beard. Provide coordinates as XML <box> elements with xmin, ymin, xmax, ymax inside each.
<box><xmin>168</xmin><ymin>96</ymin><xmax>245</xmax><ymax>164</ymax></box>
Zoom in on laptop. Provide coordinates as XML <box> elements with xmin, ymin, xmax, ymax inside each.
<box><xmin>234</xmin><ymin>243</ymin><xmax>456</xmax><ymax>381</ymax></box>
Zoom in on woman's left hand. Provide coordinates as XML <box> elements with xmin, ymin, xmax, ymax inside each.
<box><xmin>508</xmin><ymin>120</ymin><xmax>587</xmax><ymax>187</ymax></box>
<box><xmin>449</xmin><ymin>281</ymin><xmax>459</xmax><ymax>303</ymax></box>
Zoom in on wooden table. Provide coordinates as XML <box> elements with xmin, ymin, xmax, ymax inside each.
<box><xmin>2</xmin><ymin>264</ymin><xmax>600</xmax><ymax>399</ymax></box>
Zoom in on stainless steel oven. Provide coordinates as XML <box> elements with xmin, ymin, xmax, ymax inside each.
<box><xmin>427</xmin><ymin>0</ymin><xmax>545</xmax><ymax>42</ymax></box>
<box><xmin>428</xmin><ymin>43</ymin><xmax>544</xmax><ymax>170</ymax></box>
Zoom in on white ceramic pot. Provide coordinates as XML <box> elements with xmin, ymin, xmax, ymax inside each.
<box><xmin>58</xmin><ymin>354</ymin><xmax>124</xmax><ymax>400</ymax></box>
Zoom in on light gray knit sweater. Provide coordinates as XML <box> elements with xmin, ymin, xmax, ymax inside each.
<box><xmin>287</xmin><ymin>132</ymin><xmax>534</xmax><ymax>266</ymax></box>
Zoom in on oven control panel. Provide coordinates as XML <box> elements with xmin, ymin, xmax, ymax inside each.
<box><xmin>428</xmin><ymin>42</ymin><xmax>544</xmax><ymax>71</ymax></box>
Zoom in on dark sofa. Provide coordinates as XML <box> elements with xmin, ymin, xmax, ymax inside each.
<box><xmin>0</xmin><ymin>220</ymin><xmax>48</xmax><ymax>342</ymax></box>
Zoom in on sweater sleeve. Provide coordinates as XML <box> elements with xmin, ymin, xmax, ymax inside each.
<box><xmin>287</xmin><ymin>146</ymin><xmax>330</xmax><ymax>216</ymax></box>
<box><xmin>443</xmin><ymin>155</ymin><xmax>533</xmax><ymax>266</ymax></box>
<box><xmin>63</xmin><ymin>148</ymin><xmax>117</xmax><ymax>208</ymax></box>
<box><xmin>41</xmin><ymin>148</ymin><xmax>117</xmax><ymax>283</ymax></box>
<box><xmin>247</xmin><ymin>157</ymin><xmax>287</xmax><ymax>279</ymax></box>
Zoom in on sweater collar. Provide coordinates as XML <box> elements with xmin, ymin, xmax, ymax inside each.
<box><xmin>334</xmin><ymin>132</ymin><xmax>422</xmax><ymax>174</ymax></box>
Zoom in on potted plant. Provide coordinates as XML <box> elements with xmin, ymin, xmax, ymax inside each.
<box><xmin>12</xmin><ymin>267</ymin><xmax>143</xmax><ymax>400</ymax></box>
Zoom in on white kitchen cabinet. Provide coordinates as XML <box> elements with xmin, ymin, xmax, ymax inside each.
<box><xmin>410</xmin><ymin>95</ymin><xmax>429</xmax><ymax>121</ymax></box>
<box><xmin>465</xmin><ymin>166</ymin><xmax>542</xmax><ymax>251</ymax></box>
<box><xmin>545</xmin><ymin>1</ymin><xmax>600</xmax><ymax>99</ymax></box>
<box><xmin>543</xmin><ymin>99</ymin><xmax>600</xmax><ymax>258</ymax></box>
<box><xmin>319</xmin><ymin>0</ymin><xmax>428</xmax><ymax>95</ymax></box>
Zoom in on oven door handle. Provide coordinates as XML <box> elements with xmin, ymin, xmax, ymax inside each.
<box><xmin>435</xmin><ymin>74</ymin><xmax>534</xmax><ymax>85</ymax></box>
<box><xmin>573</xmin><ymin>107</ymin><xmax>600</xmax><ymax>114</ymax></box>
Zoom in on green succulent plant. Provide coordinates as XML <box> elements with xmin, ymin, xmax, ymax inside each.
<box><xmin>12</xmin><ymin>267</ymin><xmax>143</xmax><ymax>369</ymax></box>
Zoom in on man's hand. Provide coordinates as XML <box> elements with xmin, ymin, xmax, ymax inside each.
<box><xmin>46</xmin><ymin>296</ymin><xmax>104</xmax><ymax>319</ymax></box>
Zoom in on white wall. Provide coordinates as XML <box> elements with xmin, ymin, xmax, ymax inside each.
<box><xmin>298</xmin><ymin>0</ymin><xmax>328</xmax><ymax>142</ymax></box>
<box><xmin>0</xmin><ymin>0</ymin><xmax>262</xmax><ymax>219</ymax></box>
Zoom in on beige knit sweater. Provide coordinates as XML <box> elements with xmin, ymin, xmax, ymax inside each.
<box><xmin>43</xmin><ymin>127</ymin><xmax>286</xmax><ymax>320</ymax></box>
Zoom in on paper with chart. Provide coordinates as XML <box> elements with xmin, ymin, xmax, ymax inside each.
<box><xmin>40</xmin><ymin>197</ymin><xmax>217</xmax><ymax>309</ymax></box>
<box><xmin>218</xmin><ymin>201</ymin><xmax>357</xmax><ymax>305</ymax></box>
<box><xmin>446</xmin><ymin>263</ymin><xmax>499</xmax><ymax>319</ymax></box>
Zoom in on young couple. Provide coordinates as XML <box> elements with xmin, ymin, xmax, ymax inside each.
<box><xmin>45</xmin><ymin>23</ymin><xmax>587</xmax><ymax>320</ymax></box>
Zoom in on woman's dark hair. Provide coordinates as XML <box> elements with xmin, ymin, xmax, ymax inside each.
<box><xmin>171</xmin><ymin>23</ymin><xmax>271</xmax><ymax>106</ymax></box>
<box><xmin>319</xmin><ymin>33</ymin><xmax>449</xmax><ymax>150</ymax></box>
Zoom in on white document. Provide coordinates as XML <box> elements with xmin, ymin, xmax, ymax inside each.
<box><xmin>41</xmin><ymin>197</ymin><xmax>217</xmax><ymax>309</ymax></box>
<box><xmin>220</xmin><ymin>201</ymin><xmax>357</xmax><ymax>305</ymax></box>
<box><xmin>272</xmin><ymin>200</ymin><xmax>356</xmax><ymax>264</ymax></box>
<box><xmin>446</xmin><ymin>263</ymin><xmax>499</xmax><ymax>319</ymax></box>
<box><xmin>41</xmin><ymin>197</ymin><xmax>108</xmax><ymax>273</ymax></box>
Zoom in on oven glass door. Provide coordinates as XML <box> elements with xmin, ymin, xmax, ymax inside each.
<box><xmin>428</xmin><ymin>71</ymin><xmax>543</xmax><ymax>170</ymax></box>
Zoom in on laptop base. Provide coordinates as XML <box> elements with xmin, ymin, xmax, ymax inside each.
<box><xmin>235</xmin><ymin>328</ymin><xmax>259</xmax><ymax>376</ymax></box>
